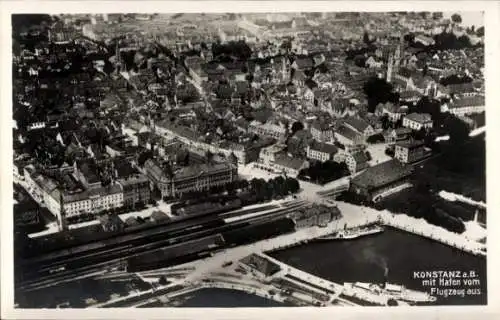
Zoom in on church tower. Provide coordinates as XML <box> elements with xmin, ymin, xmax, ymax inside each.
<box><xmin>114</xmin><ymin>41</ymin><xmax>122</xmax><ymax>76</ymax></box>
<box><xmin>386</xmin><ymin>53</ymin><xmax>394</xmax><ymax>83</ymax></box>
<box><xmin>394</xmin><ymin>35</ymin><xmax>404</xmax><ymax>66</ymax></box>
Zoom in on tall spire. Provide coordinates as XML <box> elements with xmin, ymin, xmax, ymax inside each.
<box><xmin>115</xmin><ymin>41</ymin><xmax>120</xmax><ymax>64</ymax></box>
<box><xmin>386</xmin><ymin>53</ymin><xmax>394</xmax><ymax>83</ymax></box>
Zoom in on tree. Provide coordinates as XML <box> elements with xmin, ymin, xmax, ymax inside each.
<box><xmin>380</xmin><ymin>114</ymin><xmax>391</xmax><ymax>130</ymax></box>
<box><xmin>476</xmin><ymin>26</ymin><xmax>485</xmax><ymax>37</ymax></box>
<box><xmin>411</xmin><ymin>127</ymin><xmax>427</xmax><ymax>141</ymax></box>
<box><xmin>422</xmin><ymin>64</ymin><xmax>429</xmax><ymax>77</ymax></box>
<box><xmin>403</xmin><ymin>33</ymin><xmax>415</xmax><ymax>43</ymax></box>
<box><xmin>177</xmin><ymin>150</ymin><xmax>190</xmax><ymax>166</ymax></box>
<box><xmin>353</xmin><ymin>55</ymin><xmax>366</xmax><ymax>68</ymax></box>
<box><xmin>229</xmin><ymin>152</ymin><xmax>238</xmax><ymax>165</ymax></box>
<box><xmin>158</xmin><ymin>276</ymin><xmax>168</xmax><ymax>285</ymax></box>
<box><xmin>365</xmin><ymin>151</ymin><xmax>372</xmax><ymax>161</ymax></box>
<box><xmin>387</xmin><ymin>299</ymin><xmax>399</xmax><ymax>306</ymax></box>
<box><xmin>272</xmin><ymin>176</ymin><xmax>286</xmax><ymax>197</ymax></box>
<box><xmin>451</xmin><ymin>13</ymin><xmax>462</xmax><ymax>24</ymax></box>
<box><xmin>363</xmin><ymin>77</ymin><xmax>399</xmax><ymax>113</ymax></box>
<box><xmin>205</xmin><ymin>150</ymin><xmax>214</xmax><ymax>164</ymax></box>
<box><xmin>285</xmin><ymin>177</ymin><xmax>300</xmax><ymax>194</ymax></box>
<box><xmin>385</xmin><ymin>146</ymin><xmax>395</xmax><ymax>156</ymax></box>
<box><xmin>367</xmin><ymin>133</ymin><xmax>385</xmax><ymax>144</ymax></box>
<box><xmin>443</xmin><ymin>114</ymin><xmax>470</xmax><ymax>143</ymax></box>
<box><xmin>291</xmin><ymin>121</ymin><xmax>304</xmax><ymax>134</ymax></box>
<box><xmin>432</xmin><ymin>12</ymin><xmax>443</xmax><ymax>20</ymax></box>
<box><xmin>413</xmin><ymin>96</ymin><xmax>442</xmax><ymax>123</ymax></box>
<box><xmin>363</xmin><ymin>31</ymin><xmax>371</xmax><ymax>45</ymax></box>
<box><xmin>439</xmin><ymin>74</ymin><xmax>472</xmax><ymax>86</ymax></box>
<box><xmin>466</xmin><ymin>25</ymin><xmax>476</xmax><ymax>35</ymax></box>
<box><xmin>138</xmin><ymin>150</ymin><xmax>153</xmax><ymax>167</ymax></box>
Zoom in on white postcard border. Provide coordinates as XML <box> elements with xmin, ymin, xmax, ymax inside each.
<box><xmin>1</xmin><ymin>1</ymin><xmax>499</xmax><ymax>319</ymax></box>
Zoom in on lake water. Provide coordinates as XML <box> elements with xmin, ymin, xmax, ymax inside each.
<box><xmin>177</xmin><ymin>228</ymin><xmax>486</xmax><ymax>307</ymax></box>
<box><xmin>177</xmin><ymin>288</ymin><xmax>286</xmax><ymax>307</ymax></box>
<box><xmin>270</xmin><ymin>228</ymin><xmax>486</xmax><ymax>305</ymax></box>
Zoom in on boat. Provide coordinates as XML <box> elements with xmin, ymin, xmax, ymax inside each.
<box><xmin>344</xmin><ymin>282</ymin><xmax>437</xmax><ymax>304</ymax></box>
<box><xmin>315</xmin><ymin>224</ymin><xmax>384</xmax><ymax>241</ymax></box>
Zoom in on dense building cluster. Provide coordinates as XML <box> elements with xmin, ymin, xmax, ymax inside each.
<box><xmin>12</xmin><ymin>12</ymin><xmax>484</xmax><ymax>231</ymax></box>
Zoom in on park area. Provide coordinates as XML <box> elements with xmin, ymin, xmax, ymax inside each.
<box><xmin>412</xmin><ymin>133</ymin><xmax>486</xmax><ymax>202</ymax></box>
<box><xmin>373</xmin><ymin>133</ymin><xmax>486</xmax><ymax>233</ymax></box>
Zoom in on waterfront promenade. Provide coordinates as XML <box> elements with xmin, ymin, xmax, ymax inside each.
<box><xmin>336</xmin><ymin>201</ymin><xmax>486</xmax><ymax>257</ymax></box>
<box><xmin>257</xmin><ymin>253</ymin><xmax>388</xmax><ymax>306</ymax></box>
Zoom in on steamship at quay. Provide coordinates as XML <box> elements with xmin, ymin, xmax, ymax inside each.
<box><xmin>315</xmin><ymin>224</ymin><xmax>385</xmax><ymax>241</ymax></box>
<box><xmin>343</xmin><ymin>282</ymin><xmax>438</xmax><ymax>304</ymax></box>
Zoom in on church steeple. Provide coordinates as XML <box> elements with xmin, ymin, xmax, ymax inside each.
<box><xmin>386</xmin><ymin>53</ymin><xmax>394</xmax><ymax>83</ymax></box>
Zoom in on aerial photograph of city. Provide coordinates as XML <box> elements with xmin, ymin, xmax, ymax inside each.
<box><xmin>11</xmin><ymin>11</ymin><xmax>486</xmax><ymax>308</ymax></box>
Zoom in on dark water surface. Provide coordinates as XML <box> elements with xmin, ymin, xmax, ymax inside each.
<box><xmin>270</xmin><ymin>228</ymin><xmax>486</xmax><ymax>305</ymax></box>
<box><xmin>177</xmin><ymin>288</ymin><xmax>286</xmax><ymax>307</ymax></box>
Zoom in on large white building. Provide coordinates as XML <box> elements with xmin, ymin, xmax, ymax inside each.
<box><xmin>22</xmin><ymin>165</ymin><xmax>125</xmax><ymax>232</ymax></box>
<box><xmin>249</xmin><ymin>120</ymin><xmax>287</xmax><ymax>140</ymax></box>
<box><xmin>446</xmin><ymin>95</ymin><xmax>485</xmax><ymax>116</ymax></box>
<box><xmin>345</xmin><ymin>151</ymin><xmax>369</xmax><ymax>174</ymax></box>
<box><xmin>394</xmin><ymin>140</ymin><xmax>428</xmax><ymax>164</ymax></box>
<box><xmin>306</xmin><ymin>141</ymin><xmax>338</xmax><ymax>162</ymax></box>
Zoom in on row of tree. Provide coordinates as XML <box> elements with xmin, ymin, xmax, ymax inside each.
<box><xmin>212</xmin><ymin>41</ymin><xmax>252</xmax><ymax>61</ymax></box>
<box><xmin>407</xmin><ymin>96</ymin><xmax>471</xmax><ymax>142</ymax></box>
<box><xmin>363</xmin><ymin>77</ymin><xmax>400</xmax><ymax>113</ymax></box>
<box><xmin>162</xmin><ymin>175</ymin><xmax>300</xmax><ymax>205</ymax></box>
<box><xmin>247</xmin><ymin>176</ymin><xmax>300</xmax><ymax>202</ymax></box>
<box><xmin>298</xmin><ymin>161</ymin><xmax>350</xmax><ymax>185</ymax></box>
<box><xmin>337</xmin><ymin>188</ymin><xmax>466</xmax><ymax>234</ymax></box>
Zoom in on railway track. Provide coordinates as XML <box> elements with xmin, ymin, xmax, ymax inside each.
<box><xmin>18</xmin><ymin>202</ymin><xmax>309</xmax><ymax>292</ymax></box>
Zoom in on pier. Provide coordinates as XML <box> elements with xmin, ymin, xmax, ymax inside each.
<box><xmin>336</xmin><ymin>201</ymin><xmax>486</xmax><ymax>257</ymax></box>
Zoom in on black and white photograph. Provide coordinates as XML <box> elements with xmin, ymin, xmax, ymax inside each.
<box><xmin>1</xmin><ymin>1</ymin><xmax>499</xmax><ymax>318</ymax></box>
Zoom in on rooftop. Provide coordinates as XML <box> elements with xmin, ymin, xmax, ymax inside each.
<box><xmin>343</xmin><ymin>116</ymin><xmax>371</xmax><ymax>133</ymax></box>
<box><xmin>240</xmin><ymin>254</ymin><xmax>281</xmax><ymax>276</ymax></box>
<box><xmin>274</xmin><ymin>154</ymin><xmax>307</xmax><ymax>170</ymax></box>
<box><xmin>351</xmin><ymin>159</ymin><xmax>413</xmax><ymax>190</ymax></box>
<box><xmin>395</xmin><ymin>139</ymin><xmax>425</xmax><ymax>149</ymax></box>
<box><xmin>336</xmin><ymin>124</ymin><xmax>362</xmax><ymax>142</ymax></box>
<box><xmin>404</xmin><ymin>112</ymin><xmax>432</xmax><ymax>123</ymax></box>
<box><xmin>173</xmin><ymin>162</ymin><xmax>235</xmax><ymax>181</ymax></box>
<box><xmin>449</xmin><ymin>95</ymin><xmax>485</xmax><ymax>108</ymax></box>
<box><xmin>309</xmin><ymin>141</ymin><xmax>338</xmax><ymax>155</ymax></box>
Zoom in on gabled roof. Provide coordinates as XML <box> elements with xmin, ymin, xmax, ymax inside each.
<box><xmin>449</xmin><ymin>95</ymin><xmax>485</xmax><ymax>108</ymax></box>
<box><xmin>336</xmin><ymin>125</ymin><xmax>362</xmax><ymax>142</ymax></box>
<box><xmin>274</xmin><ymin>154</ymin><xmax>307</xmax><ymax>170</ymax></box>
<box><xmin>343</xmin><ymin>116</ymin><xmax>372</xmax><ymax>133</ymax></box>
<box><xmin>309</xmin><ymin>141</ymin><xmax>338</xmax><ymax>155</ymax></box>
<box><xmin>404</xmin><ymin>112</ymin><xmax>432</xmax><ymax>123</ymax></box>
<box><xmin>351</xmin><ymin>159</ymin><xmax>413</xmax><ymax>190</ymax></box>
<box><xmin>395</xmin><ymin>139</ymin><xmax>425</xmax><ymax>149</ymax></box>
<box><xmin>311</xmin><ymin>120</ymin><xmax>331</xmax><ymax>131</ymax></box>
